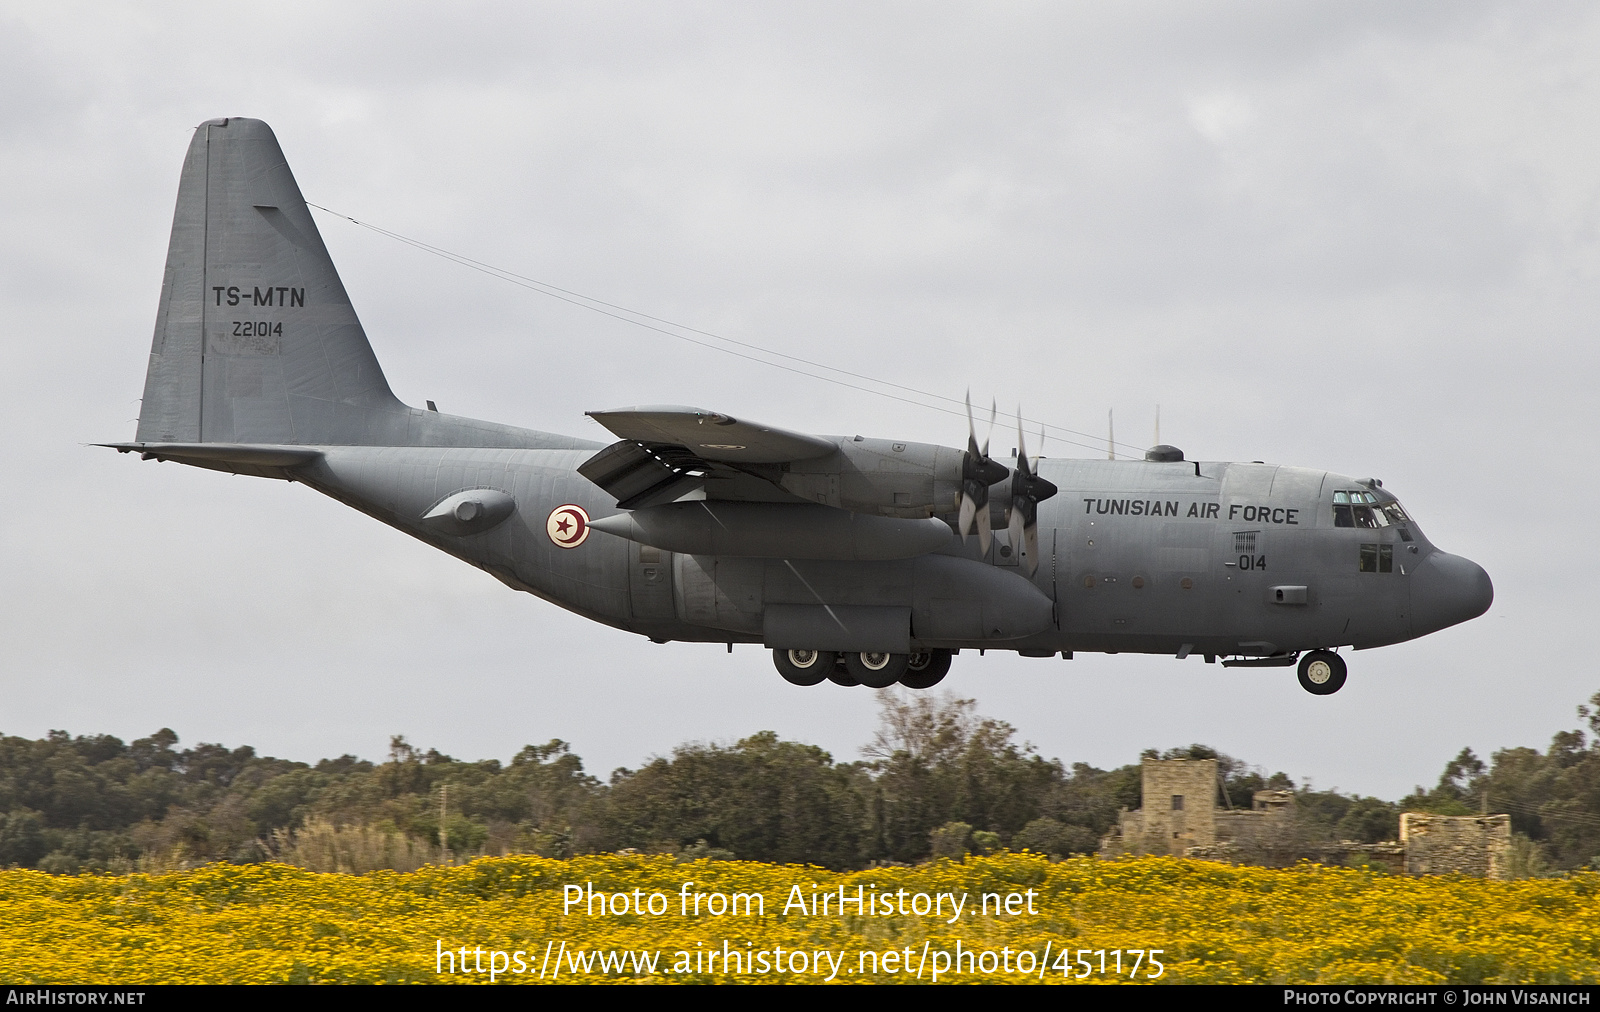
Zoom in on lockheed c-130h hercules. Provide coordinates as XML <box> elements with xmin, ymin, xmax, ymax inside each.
<box><xmin>107</xmin><ymin>118</ymin><xmax>1493</xmax><ymax>696</ymax></box>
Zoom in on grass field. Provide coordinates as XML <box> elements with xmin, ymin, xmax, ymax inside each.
<box><xmin>3</xmin><ymin>853</ymin><xmax>1597</xmax><ymax>984</ymax></box>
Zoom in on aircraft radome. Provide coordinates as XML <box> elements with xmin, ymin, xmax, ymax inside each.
<box><xmin>107</xmin><ymin>118</ymin><xmax>1493</xmax><ymax>696</ymax></box>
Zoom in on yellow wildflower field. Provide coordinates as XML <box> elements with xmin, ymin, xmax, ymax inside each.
<box><xmin>2</xmin><ymin>854</ymin><xmax>1597</xmax><ymax>984</ymax></box>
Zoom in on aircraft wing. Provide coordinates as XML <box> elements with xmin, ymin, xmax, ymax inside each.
<box><xmin>579</xmin><ymin>406</ymin><xmax>839</xmax><ymax>509</ymax></box>
<box><xmin>586</xmin><ymin>406</ymin><xmax>836</xmax><ymax>463</ymax></box>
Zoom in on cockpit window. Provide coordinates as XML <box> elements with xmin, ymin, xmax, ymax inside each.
<box><xmin>1334</xmin><ymin>489</ymin><xmax>1410</xmax><ymax>530</ymax></box>
<box><xmin>1333</xmin><ymin>490</ymin><xmax>1377</xmax><ymax>504</ymax></box>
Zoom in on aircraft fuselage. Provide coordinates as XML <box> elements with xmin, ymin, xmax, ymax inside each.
<box><xmin>280</xmin><ymin>438</ymin><xmax>1489</xmax><ymax>662</ymax></box>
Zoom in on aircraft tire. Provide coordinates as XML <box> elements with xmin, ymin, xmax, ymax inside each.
<box><xmin>828</xmin><ymin>657</ymin><xmax>862</xmax><ymax>687</ymax></box>
<box><xmin>774</xmin><ymin>648</ymin><xmax>836</xmax><ymax>686</ymax></box>
<box><xmin>900</xmin><ymin>650</ymin><xmax>953</xmax><ymax>689</ymax></box>
<box><xmin>1297</xmin><ymin>650</ymin><xmax>1347</xmax><ymax>695</ymax></box>
<box><xmin>846</xmin><ymin>651</ymin><xmax>910</xmax><ymax>689</ymax></box>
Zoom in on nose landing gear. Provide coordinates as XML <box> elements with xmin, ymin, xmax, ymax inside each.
<box><xmin>1297</xmin><ymin>650</ymin><xmax>1347</xmax><ymax>695</ymax></box>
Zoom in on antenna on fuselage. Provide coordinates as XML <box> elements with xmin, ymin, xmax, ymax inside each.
<box><xmin>1154</xmin><ymin>404</ymin><xmax>1160</xmax><ymax>448</ymax></box>
<box><xmin>1107</xmin><ymin>409</ymin><xmax>1115</xmax><ymax>460</ymax></box>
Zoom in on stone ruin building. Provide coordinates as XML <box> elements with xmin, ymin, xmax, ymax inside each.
<box><xmin>1399</xmin><ymin>812</ymin><xmax>1511</xmax><ymax>878</ymax></box>
<box><xmin>1098</xmin><ymin>758</ymin><xmax>1510</xmax><ymax>878</ymax></box>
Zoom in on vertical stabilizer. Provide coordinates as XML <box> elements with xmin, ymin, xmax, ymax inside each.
<box><xmin>137</xmin><ymin>117</ymin><xmax>403</xmax><ymax>445</ymax></box>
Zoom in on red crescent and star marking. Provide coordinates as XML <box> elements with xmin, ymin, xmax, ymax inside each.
<box><xmin>546</xmin><ymin>504</ymin><xmax>590</xmax><ymax>549</ymax></box>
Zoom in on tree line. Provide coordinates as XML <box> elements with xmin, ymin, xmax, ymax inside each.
<box><xmin>2</xmin><ymin>690</ymin><xmax>1598</xmax><ymax>874</ymax></box>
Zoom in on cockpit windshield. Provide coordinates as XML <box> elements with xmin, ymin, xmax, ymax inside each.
<box><xmin>1333</xmin><ymin>490</ymin><xmax>1411</xmax><ymax>532</ymax></box>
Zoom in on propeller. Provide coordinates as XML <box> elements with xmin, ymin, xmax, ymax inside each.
<box><xmin>958</xmin><ymin>393</ymin><xmax>1008</xmax><ymax>554</ymax></box>
<box><xmin>1006</xmin><ymin>411</ymin><xmax>1058</xmax><ymax>575</ymax></box>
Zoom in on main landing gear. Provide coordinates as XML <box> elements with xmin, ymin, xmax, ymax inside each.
<box><xmin>901</xmin><ymin>649</ymin><xmax>953</xmax><ymax>689</ymax></box>
<box><xmin>773</xmin><ymin>649</ymin><xmax>952</xmax><ymax>689</ymax></box>
<box><xmin>1297</xmin><ymin>650</ymin><xmax>1347</xmax><ymax>695</ymax></box>
<box><xmin>772</xmin><ymin>649</ymin><xmax>833</xmax><ymax>686</ymax></box>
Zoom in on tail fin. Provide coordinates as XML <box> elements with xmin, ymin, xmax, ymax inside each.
<box><xmin>136</xmin><ymin>117</ymin><xmax>403</xmax><ymax>445</ymax></box>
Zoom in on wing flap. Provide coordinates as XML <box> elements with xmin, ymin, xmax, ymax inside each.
<box><xmin>576</xmin><ymin>439</ymin><xmax>705</xmax><ymax>509</ymax></box>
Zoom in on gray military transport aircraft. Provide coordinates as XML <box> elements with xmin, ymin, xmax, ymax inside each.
<box><xmin>107</xmin><ymin>118</ymin><xmax>1493</xmax><ymax>695</ymax></box>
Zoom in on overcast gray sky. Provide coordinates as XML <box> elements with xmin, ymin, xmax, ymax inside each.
<box><xmin>2</xmin><ymin>2</ymin><xmax>1595</xmax><ymax>799</ymax></box>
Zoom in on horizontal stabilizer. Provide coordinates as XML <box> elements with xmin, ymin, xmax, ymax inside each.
<box><xmin>101</xmin><ymin>442</ymin><xmax>323</xmax><ymax>476</ymax></box>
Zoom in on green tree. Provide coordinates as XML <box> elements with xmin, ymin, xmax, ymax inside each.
<box><xmin>865</xmin><ymin>692</ymin><xmax>1063</xmax><ymax>861</ymax></box>
<box><xmin>607</xmin><ymin>732</ymin><xmax>868</xmax><ymax>867</ymax></box>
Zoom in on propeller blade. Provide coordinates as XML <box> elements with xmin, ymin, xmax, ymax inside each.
<box><xmin>966</xmin><ymin>390</ymin><xmax>981</xmax><ymax>459</ymax></box>
<box><xmin>958</xmin><ymin>391</ymin><xmax>1009</xmax><ymax>552</ymax></box>
<box><xmin>1008</xmin><ymin>407</ymin><xmax>1029</xmax><ymax>565</ymax></box>
<box><xmin>1007</xmin><ymin>408</ymin><xmax>1057</xmax><ymax>576</ymax></box>
<box><xmin>1018</xmin><ymin>409</ymin><xmax>1034</xmax><ymax>468</ymax></box>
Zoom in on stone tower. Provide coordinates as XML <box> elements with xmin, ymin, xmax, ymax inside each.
<box><xmin>1100</xmin><ymin>758</ymin><xmax>1221</xmax><ymax>857</ymax></box>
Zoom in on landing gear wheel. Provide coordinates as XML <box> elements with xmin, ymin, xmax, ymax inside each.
<box><xmin>773</xmin><ymin>648</ymin><xmax>836</xmax><ymax>686</ymax></box>
<box><xmin>900</xmin><ymin>650</ymin><xmax>953</xmax><ymax>689</ymax></box>
<box><xmin>845</xmin><ymin>651</ymin><xmax>910</xmax><ymax>689</ymax></box>
<box><xmin>827</xmin><ymin>657</ymin><xmax>861</xmax><ymax>687</ymax></box>
<box><xmin>1297</xmin><ymin>650</ymin><xmax>1347</xmax><ymax>695</ymax></box>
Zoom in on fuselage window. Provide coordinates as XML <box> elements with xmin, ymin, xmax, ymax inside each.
<box><xmin>1359</xmin><ymin>543</ymin><xmax>1393</xmax><ymax>573</ymax></box>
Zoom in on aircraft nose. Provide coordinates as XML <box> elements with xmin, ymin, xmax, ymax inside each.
<box><xmin>1411</xmin><ymin>551</ymin><xmax>1493</xmax><ymax>637</ymax></box>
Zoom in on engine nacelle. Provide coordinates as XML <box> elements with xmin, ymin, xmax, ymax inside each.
<box><xmin>776</xmin><ymin>437</ymin><xmax>965</xmax><ymax>518</ymax></box>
